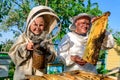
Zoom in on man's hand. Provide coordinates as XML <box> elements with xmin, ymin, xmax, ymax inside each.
<box><xmin>71</xmin><ymin>55</ymin><xmax>87</xmax><ymax>66</ymax></box>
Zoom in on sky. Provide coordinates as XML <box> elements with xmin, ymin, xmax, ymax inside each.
<box><xmin>0</xmin><ymin>0</ymin><xmax>120</xmax><ymax>43</ymax></box>
<box><xmin>91</xmin><ymin>0</ymin><xmax>120</xmax><ymax>32</ymax></box>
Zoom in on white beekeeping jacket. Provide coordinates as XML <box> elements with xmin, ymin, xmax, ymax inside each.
<box><xmin>58</xmin><ymin>31</ymin><xmax>114</xmax><ymax>74</ymax></box>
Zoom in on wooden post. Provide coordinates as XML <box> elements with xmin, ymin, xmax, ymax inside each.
<box><xmin>45</xmin><ymin>0</ymin><xmax>48</xmax><ymax>6</ymax></box>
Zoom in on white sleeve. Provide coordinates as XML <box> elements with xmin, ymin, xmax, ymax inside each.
<box><xmin>101</xmin><ymin>31</ymin><xmax>115</xmax><ymax>49</ymax></box>
<box><xmin>57</xmin><ymin>35</ymin><xmax>74</xmax><ymax>66</ymax></box>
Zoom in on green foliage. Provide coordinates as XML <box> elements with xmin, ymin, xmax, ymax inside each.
<box><xmin>98</xmin><ymin>50</ymin><xmax>107</xmax><ymax>59</ymax></box>
<box><xmin>113</xmin><ymin>32</ymin><xmax>120</xmax><ymax>46</ymax></box>
<box><xmin>0</xmin><ymin>0</ymin><xmax>109</xmax><ymax>78</ymax></box>
<box><xmin>97</xmin><ymin>65</ymin><xmax>109</xmax><ymax>74</ymax></box>
<box><xmin>0</xmin><ymin>0</ymin><xmax>31</xmax><ymax>37</ymax></box>
<box><xmin>97</xmin><ymin>50</ymin><xmax>108</xmax><ymax>74</ymax></box>
<box><xmin>0</xmin><ymin>0</ymin><xmax>12</xmax><ymax>22</ymax></box>
<box><xmin>46</xmin><ymin>0</ymin><xmax>102</xmax><ymax>43</ymax></box>
<box><xmin>0</xmin><ymin>39</ymin><xmax>13</xmax><ymax>52</ymax></box>
<box><xmin>8</xmin><ymin>62</ymin><xmax>15</xmax><ymax>80</ymax></box>
<box><xmin>0</xmin><ymin>0</ymin><xmax>102</xmax><ymax>41</ymax></box>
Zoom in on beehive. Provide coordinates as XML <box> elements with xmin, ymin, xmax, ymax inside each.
<box><xmin>26</xmin><ymin>70</ymin><xmax>116</xmax><ymax>80</ymax></box>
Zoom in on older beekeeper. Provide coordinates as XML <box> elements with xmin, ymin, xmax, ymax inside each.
<box><xmin>58</xmin><ymin>13</ymin><xmax>114</xmax><ymax>74</ymax></box>
<box><xmin>8</xmin><ymin>5</ymin><xmax>60</xmax><ymax>80</ymax></box>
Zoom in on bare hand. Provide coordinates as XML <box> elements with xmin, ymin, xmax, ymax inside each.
<box><xmin>26</xmin><ymin>42</ymin><xmax>34</xmax><ymax>50</ymax></box>
<box><xmin>71</xmin><ymin>55</ymin><xmax>87</xmax><ymax>66</ymax></box>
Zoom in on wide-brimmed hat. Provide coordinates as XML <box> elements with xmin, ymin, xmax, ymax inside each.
<box><xmin>69</xmin><ymin>13</ymin><xmax>92</xmax><ymax>31</ymax></box>
<box><xmin>26</xmin><ymin>5</ymin><xmax>60</xmax><ymax>34</ymax></box>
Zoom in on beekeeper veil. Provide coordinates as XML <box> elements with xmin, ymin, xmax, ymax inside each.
<box><xmin>25</xmin><ymin>5</ymin><xmax>60</xmax><ymax>42</ymax></box>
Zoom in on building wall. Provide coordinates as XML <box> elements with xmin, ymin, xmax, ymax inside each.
<box><xmin>106</xmin><ymin>44</ymin><xmax>120</xmax><ymax>70</ymax></box>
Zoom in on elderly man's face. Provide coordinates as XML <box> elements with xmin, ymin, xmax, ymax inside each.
<box><xmin>75</xmin><ymin>17</ymin><xmax>91</xmax><ymax>35</ymax></box>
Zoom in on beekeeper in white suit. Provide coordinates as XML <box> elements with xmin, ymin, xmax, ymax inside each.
<box><xmin>58</xmin><ymin>13</ymin><xmax>114</xmax><ymax>74</ymax></box>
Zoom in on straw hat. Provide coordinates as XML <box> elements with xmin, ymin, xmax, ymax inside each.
<box><xmin>69</xmin><ymin>13</ymin><xmax>92</xmax><ymax>31</ymax></box>
<box><xmin>26</xmin><ymin>5</ymin><xmax>60</xmax><ymax>34</ymax></box>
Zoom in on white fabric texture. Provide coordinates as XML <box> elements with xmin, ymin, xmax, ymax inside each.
<box><xmin>58</xmin><ymin>32</ymin><xmax>114</xmax><ymax>74</ymax></box>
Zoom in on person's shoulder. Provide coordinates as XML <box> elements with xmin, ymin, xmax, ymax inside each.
<box><xmin>67</xmin><ymin>31</ymin><xmax>73</xmax><ymax>34</ymax></box>
<box><xmin>58</xmin><ymin>33</ymin><xmax>71</xmax><ymax>48</ymax></box>
<box><xmin>15</xmin><ymin>33</ymin><xmax>27</xmax><ymax>42</ymax></box>
<box><xmin>65</xmin><ymin>32</ymin><xmax>73</xmax><ymax>37</ymax></box>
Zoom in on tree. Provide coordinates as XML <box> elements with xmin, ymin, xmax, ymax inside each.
<box><xmin>113</xmin><ymin>32</ymin><xmax>120</xmax><ymax>46</ymax></box>
<box><xmin>43</xmin><ymin>0</ymin><xmax>102</xmax><ymax>45</ymax></box>
<box><xmin>0</xmin><ymin>0</ymin><xmax>31</xmax><ymax>38</ymax></box>
<box><xmin>0</xmin><ymin>0</ymin><xmax>12</xmax><ymax>37</ymax></box>
<box><xmin>0</xmin><ymin>0</ymin><xmax>102</xmax><ymax>42</ymax></box>
<box><xmin>0</xmin><ymin>0</ymin><xmax>11</xmax><ymax>22</ymax></box>
<box><xmin>0</xmin><ymin>39</ymin><xmax>13</xmax><ymax>52</ymax></box>
<box><xmin>0</xmin><ymin>0</ymin><xmax>104</xmax><ymax>77</ymax></box>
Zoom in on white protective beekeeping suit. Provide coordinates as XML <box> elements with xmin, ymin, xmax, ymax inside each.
<box><xmin>58</xmin><ymin>13</ymin><xmax>114</xmax><ymax>74</ymax></box>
